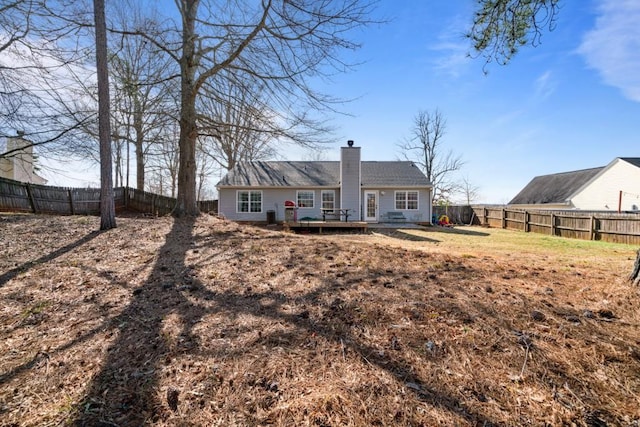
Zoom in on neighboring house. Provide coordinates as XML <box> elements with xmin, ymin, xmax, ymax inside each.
<box><xmin>216</xmin><ymin>142</ymin><xmax>433</xmax><ymax>223</ymax></box>
<box><xmin>509</xmin><ymin>157</ymin><xmax>640</xmax><ymax>211</ymax></box>
<box><xmin>0</xmin><ymin>134</ymin><xmax>47</xmax><ymax>185</ymax></box>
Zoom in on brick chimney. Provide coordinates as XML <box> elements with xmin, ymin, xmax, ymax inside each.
<box><xmin>340</xmin><ymin>140</ymin><xmax>361</xmax><ymax>221</ymax></box>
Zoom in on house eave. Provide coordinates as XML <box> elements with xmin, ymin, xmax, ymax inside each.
<box><xmin>361</xmin><ymin>184</ymin><xmax>432</xmax><ymax>189</ymax></box>
<box><xmin>216</xmin><ymin>184</ymin><xmax>339</xmax><ymax>190</ymax></box>
<box><xmin>217</xmin><ymin>184</ymin><xmax>432</xmax><ymax>190</ymax></box>
<box><xmin>508</xmin><ymin>201</ymin><xmax>572</xmax><ymax>209</ymax></box>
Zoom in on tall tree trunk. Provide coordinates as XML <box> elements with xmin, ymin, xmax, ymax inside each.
<box><xmin>171</xmin><ymin>169</ymin><xmax>177</xmax><ymax>198</ymax></box>
<box><xmin>176</xmin><ymin>92</ymin><xmax>198</xmax><ymax>216</ymax></box>
<box><xmin>174</xmin><ymin>0</ymin><xmax>200</xmax><ymax>217</ymax></box>
<box><xmin>94</xmin><ymin>0</ymin><xmax>116</xmax><ymax>230</ymax></box>
<box><xmin>114</xmin><ymin>138</ymin><xmax>122</xmax><ymax>187</ymax></box>
<box><xmin>133</xmin><ymin>90</ymin><xmax>144</xmax><ymax>191</ymax></box>
<box><xmin>135</xmin><ymin>111</ymin><xmax>144</xmax><ymax>190</ymax></box>
<box><xmin>126</xmin><ymin>139</ymin><xmax>130</xmax><ymax>189</ymax></box>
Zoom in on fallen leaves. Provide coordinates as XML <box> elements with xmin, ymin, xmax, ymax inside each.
<box><xmin>0</xmin><ymin>213</ymin><xmax>639</xmax><ymax>426</ymax></box>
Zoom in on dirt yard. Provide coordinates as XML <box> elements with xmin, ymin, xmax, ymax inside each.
<box><xmin>1</xmin><ymin>213</ymin><xmax>639</xmax><ymax>426</ymax></box>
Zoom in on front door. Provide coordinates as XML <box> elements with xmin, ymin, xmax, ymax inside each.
<box><xmin>364</xmin><ymin>191</ymin><xmax>378</xmax><ymax>222</ymax></box>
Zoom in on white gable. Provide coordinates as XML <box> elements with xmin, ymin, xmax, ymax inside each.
<box><xmin>571</xmin><ymin>158</ymin><xmax>640</xmax><ymax>211</ymax></box>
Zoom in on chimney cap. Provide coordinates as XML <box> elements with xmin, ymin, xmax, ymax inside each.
<box><xmin>347</xmin><ymin>140</ymin><xmax>354</xmax><ymax>147</ymax></box>
<box><xmin>16</xmin><ymin>130</ymin><xmax>25</xmax><ymax>137</ymax></box>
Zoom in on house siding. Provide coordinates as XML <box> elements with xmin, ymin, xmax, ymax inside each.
<box><xmin>217</xmin><ymin>145</ymin><xmax>434</xmax><ymax>223</ymax></box>
<box><xmin>571</xmin><ymin>159</ymin><xmax>640</xmax><ymax>211</ymax></box>
<box><xmin>218</xmin><ymin>187</ymin><xmax>341</xmax><ymax>221</ymax></box>
<box><xmin>0</xmin><ymin>137</ymin><xmax>47</xmax><ymax>185</ymax></box>
<box><xmin>340</xmin><ymin>146</ymin><xmax>361</xmax><ymax>220</ymax></box>
<box><xmin>374</xmin><ymin>188</ymin><xmax>432</xmax><ymax>222</ymax></box>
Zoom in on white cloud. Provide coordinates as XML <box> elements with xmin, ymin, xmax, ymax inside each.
<box><xmin>578</xmin><ymin>0</ymin><xmax>640</xmax><ymax>102</ymax></box>
<box><xmin>431</xmin><ymin>40</ymin><xmax>470</xmax><ymax>78</ymax></box>
<box><xmin>429</xmin><ymin>11</ymin><xmax>473</xmax><ymax>78</ymax></box>
<box><xmin>534</xmin><ymin>70</ymin><xmax>556</xmax><ymax>100</ymax></box>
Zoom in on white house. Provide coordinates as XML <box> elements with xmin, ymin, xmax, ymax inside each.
<box><xmin>216</xmin><ymin>142</ymin><xmax>433</xmax><ymax>223</ymax></box>
<box><xmin>0</xmin><ymin>134</ymin><xmax>47</xmax><ymax>185</ymax></box>
<box><xmin>509</xmin><ymin>157</ymin><xmax>640</xmax><ymax>211</ymax></box>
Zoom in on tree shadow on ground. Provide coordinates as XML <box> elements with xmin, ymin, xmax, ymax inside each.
<box><xmin>429</xmin><ymin>225</ymin><xmax>490</xmax><ymax>237</ymax></box>
<box><xmin>70</xmin><ymin>217</ymin><xmax>499</xmax><ymax>426</ymax></box>
<box><xmin>0</xmin><ymin>231</ymin><xmax>101</xmax><ymax>288</ymax></box>
<box><xmin>369</xmin><ymin>229</ymin><xmax>440</xmax><ymax>243</ymax></box>
<box><xmin>72</xmin><ymin>217</ymin><xmax>216</xmax><ymax>425</ymax></box>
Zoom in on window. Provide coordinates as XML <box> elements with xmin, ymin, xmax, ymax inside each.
<box><xmin>237</xmin><ymin>190</ymin><xmax>262</xmax><ymax>213</ymax></box>
<box><xmin>321</xmin><ymin>190</ymin><xmax>335</xmax><ymax>211</ymax></box>
<box><xmin>395</xmin><ymin>191</ymin><xmax>419</xmax><ymax>210</ymax></box>
<box><xmin>297</xmin><ymin>190</ymin><xmax>315</xmax><ymax>208</ymax></box>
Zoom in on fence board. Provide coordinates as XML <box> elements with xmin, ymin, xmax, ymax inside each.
<box><xmin>0</xmin><ymin>178</ymin><xmax>32</xmax><ymax>212</ymax></box>
<box><xmin>0</xmin><ymin>177</ymin><xmax>217</xmax><ymax>217</ymax></box>
<box><xmin>126</xmin><ymin>188</ymin><xmax>177</xmax><ymax>215</ymax></box>
<box><xmin>471</xmin><ymin>205</ymin><xmax>640</xmax><ymax>245</ymax></box>
<box><xmin>433</xmin><ymin>205</ymin><xmax>474</xmax><ymax>224</ymax></box>
<box><xmin>4</xmin><ymin>178</ymin><xmax>638</xmax><ymax>243</ymax></box>
<box><xmin>198</xmin><ymin>199</ymin><xmax>218</xmax><ymax>213</ymax></box>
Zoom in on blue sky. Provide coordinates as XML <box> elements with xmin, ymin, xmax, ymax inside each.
<box><xmin>299</xmin><ymin>0</ymin><xmax>640</xmax><ymax>203</ymax></box>
<box><xmin>40</xmin><ymin>0</ymin><xmax>640</xmax><ymax>203</ymax></box>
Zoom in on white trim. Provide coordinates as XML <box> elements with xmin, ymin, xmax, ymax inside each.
<box><xmin>236</xmin><ymin>189</ymin><xmax>263</xmax><ymax>213</ymax></box>
<box><xmin>394</xmin><ymin>190</ymin><xmax>419</xmax><ymax>210</ymax></box>
<box><xmin>296</xmin><ymin>189</ymin><xmax>315</xmax><ymax>208</ymax></box>
<box><xmin>321</xmin><ymin>189</ymin><xmax>336</xmax><ymax>210</ymax></box>
<box><xmin>364</xmin><ymin>190</ymin><xmax>378</xmax><ymax>222</ymax></box>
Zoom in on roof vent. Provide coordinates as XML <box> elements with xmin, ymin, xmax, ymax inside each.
<box><xmin>347</xmin><ymin>140</ymin><xmax>354</xmax><ymax>147</ymax></box>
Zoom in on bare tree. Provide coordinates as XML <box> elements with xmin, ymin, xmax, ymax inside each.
<box><xmin>107</xmin><ymin>2</ymin><xmax>178</xmax><ymax>191</ymax></box>
<box><xmin>109</xmin><ymin>53</ymin><xmax>176</xmax><ymax>190</ymax></box>
<box><xmin>398</xmin><ymin>109</ymin><xmax>464</xmax><ymax>204</ymax></box>
<box><xmin>0</xmin><ymin>0</ymin><xmax>93</xmax><ymax>153</ymax></box>
<box><xmin>195</xmin><ymin>137</ymin><xmax>218</xmax><ymax>201</ymax></box>
<box><xmin>146</xmin><ymin>122</ymin><xmax>180</xmax><ymax>197</ymax></box>
<box><xmin>123</xmin><ymin>0</ymin><xmax>374</xmax><ymax>216</ymax></box>
<box><xmin>0</xmin><ymin>0</ymin><xmax>54</xmax><ymax>124</ymax></box>
<box><xmin>459</xmin><ymin>175</ymin><xmax>480</xmax><ymax>206</ymax></box>
<box><xmin>94</xmin><ymin>0</ymin><xmax>116</xmax><ymax>230</ymax></box>
<box><xmin>468</xmin><ymin>0</ymin><xmax>560</xmax><ymax>66</ymax></box>
<box><xmin>197</xmin><ymin>75</ymin><xmax>278</xmax><ymax>172</ymax></box>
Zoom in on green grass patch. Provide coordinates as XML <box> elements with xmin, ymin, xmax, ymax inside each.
<box><xmin>402</xmin><ymin>226</ymin><xmax>637</xmax><ymax>260</ymax></box>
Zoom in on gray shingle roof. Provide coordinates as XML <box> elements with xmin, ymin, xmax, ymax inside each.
<box><xmin>620</xmin><ymin>157</ymin><xmax>640</xmax><ymax>168</ymax></box>
<box><xmin>361</xmin><ymin>161</ymin><xmax>430</xmax><ymax>186</ymax></box>
<box><xmin>217</xmin><ymin>161</ymin><xmax>431</xmax><ymax>187</ymax></box>
<box><xmin>508</xmin><ymin>167</ymin><xmax>604</xmax><ymax>205</ymax></box>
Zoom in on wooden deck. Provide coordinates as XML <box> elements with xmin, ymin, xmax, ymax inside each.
<box><xmin>286</xmin><ymin>220</ymin><xmax>368</xmax><ymax>233</ymax></box>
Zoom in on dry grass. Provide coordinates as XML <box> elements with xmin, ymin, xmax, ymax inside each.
<box><xmin>1</xmin><ymin>213</ymin><xmax>639</xmax><ymax>427</ymax></box>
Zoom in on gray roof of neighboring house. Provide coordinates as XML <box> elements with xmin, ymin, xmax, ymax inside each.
<box><xmin>508</xmin><ymin>167</ymin><xmax>605</xmax><ymax>205</ymax></box>
<box><xmin>217</xmin><ymin>161</ymin><xmax>431</xmax><ymax>187</ymax></box>
<box><xmin>620</xmin><ymin>157</ymin><xmax>640</xmax><ymax>168</ymax></box>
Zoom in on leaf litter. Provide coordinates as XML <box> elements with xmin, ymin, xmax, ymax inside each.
<box><xmin>0</xmin><ymin>213</ymin><xmax>639</xmax><ymax>426</ymax></box>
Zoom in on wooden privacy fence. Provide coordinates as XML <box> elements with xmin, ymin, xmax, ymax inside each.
<box><xmin>0</xmin><ymin>177</ymin><xmax>217</xmax><ymax>216</ymax></box>
<box><xmin>433</xmin><ymin>205</ymin><xmax>474</xmax><ymax>224</ymax></box>
<box><xmin>473</xmin><ymin>206</ymin><xmax>640</xmax><ymax>245</ymax></box>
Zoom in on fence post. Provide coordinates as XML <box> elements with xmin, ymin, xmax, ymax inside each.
<box><xmin>68</xmin><ymin>189</ymin><xmax>75</xmax><ymax>215</ymax></box>
<box><xmin>551</xmin><ymin>213</ymin><xmax>556</xmax><ymax>236</ymax></box>
<box><xmin>524</xmin><ymin>210</ymin><xmax>530</xmax><ymax>232</ymax></box>
<box><xmin>589</xmin><ymin>215</ymin><xmax>599</xmax><ymax>240</ymax></box>
<box><xmin>483</xmin><ymin>207</ymin><xmax>488</xmax><ymax>226</ymax></box>
<box><xmin>501</xmin><ymin>208</ymin><xmax>506</xmax><ymax>229</ymax></box>
<box><xmin>25</xmin><ymin>183</ymin><xmax>37</xmax><ymax>213</ymax></box>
